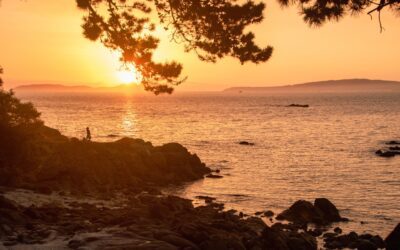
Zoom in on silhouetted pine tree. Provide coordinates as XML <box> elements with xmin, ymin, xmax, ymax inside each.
<box><xmin>76</xmin><ymin>0</ymin><xmax>273</xmax><ymax>94</ymax></box>
<box><xmin>278</xmin><ymin>0</ymin><xmax>400</xmax><ymax>31</ymax></box>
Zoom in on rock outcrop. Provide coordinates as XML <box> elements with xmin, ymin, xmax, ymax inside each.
<box><xmin>238</xmin><ymin>141</ymin><xmax>255</xmax><ymax>146</ymax></box>
<box><xmin>0</xmin><ymin>125</ymin><xmax>210</xmax><ymax>193</ymax></box>
<box><xmin>276</xmin><ymin>198</ymin><xmax>347</xmax><ymax>225</ymax></box>
<box><xmin>385</xmin><ymin>223</ymin><xmax>400</xmax><ymax>250</ymax></box>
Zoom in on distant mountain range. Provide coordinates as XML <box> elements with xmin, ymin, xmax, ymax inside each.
<box><xmin>224</xmin><ymin>79</ymin><xmax>400</xmax><ymax>93</ymax></box>
<box><xmin>14</xmin><ymin>83</ymin><xmax>143</xmax><ymax>93</ymax></box>
<box><xmin>13</xmin><ymin>79</ymin><xmax>400</xmax><ymax>94</ymax></box>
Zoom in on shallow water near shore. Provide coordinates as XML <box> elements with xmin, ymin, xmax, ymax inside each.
<box><xmin>18</xmin><ymin>91</ymin><xmax>400</xmax><ymax>237</ymax></box>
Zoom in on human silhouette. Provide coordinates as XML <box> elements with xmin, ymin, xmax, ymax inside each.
<box><xmin>86</xmin><ymin>127</ymin><xmax>91</xmax><ymax>141</ymax></box>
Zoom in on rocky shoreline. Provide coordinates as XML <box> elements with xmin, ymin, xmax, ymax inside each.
<box><xmin>0</xmin><ymin>126</ymin><xmax>399</xmax><ymax>249</ymax></box>
<box><xmin>0</xmin><ymin>187</ymin><xmax>399</xmax><ymax>249</ymax></box>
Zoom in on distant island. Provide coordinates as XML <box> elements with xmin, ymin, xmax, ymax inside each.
<box><xmin>224</xmin><ymin>79</ymin><xmax>400</xmax><ymax>93</ymax></box>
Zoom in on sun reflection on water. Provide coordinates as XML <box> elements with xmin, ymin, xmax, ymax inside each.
<box><xmin>121</xmin><ymin>100</ymin><xmax>137</xmax><ymax>137</ymax></box>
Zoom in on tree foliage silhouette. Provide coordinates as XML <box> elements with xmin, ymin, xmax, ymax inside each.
<box><xmin>0</xmin><ymin>69</ymin><xmax>43</xmax><ymax>174</ymax></box>
<box><xmin>278</xmin><ymin>0</ymin><xmax>400</xmax><ymax>31</ymax></box>
<box><xmin>0</xmin><ymin>71</ymin><xmax>42</xmax><ymax>128</ymax></box>
<box><xmin>76</xmin><ymin>0</ymin><xmax>273</xmax><ymax>94</ymax></box>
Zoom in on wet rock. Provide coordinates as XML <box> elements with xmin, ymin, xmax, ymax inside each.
<box><xmin>277</xmin><ymin>200</ymin><xmax>324</xmax><ymax>225</ymax></box>
<box><xmin>376</xmin><ymin>150</ymin><xmax>396</xmax><ymax>157</ymax></box>
<box><xmin>287</xmin><ymin>104</ymin><xmax>309</xmax><ymax>108</ymax></box>
<box><xmin>264</xmin><ymin>210</ymin><xmax>274</xmax><ymax>217</ymax></box>
<box><xmin>244</xmin><ymin>217</ymin><xmax>267</xmax><ymax>232</ymax></box>
<box><xmin>206</xmin><ymin>174</ymin><xmax>223</xmax><ymax>179</ymax></box>
<box><xmin>107</xmin><ymin>134</ymin><xmax>119</xmax><ymax>138</ymax></box>
<box><xmin>277</xmin><ymin>198</ymin><xmax>345</xmax><ymax>225</ymax></box>
<box><xmin>196</xmin><ymin>196</ymin><xmax>216</xmax><ymax>204</ymax></box>
<box><xmin>385</xmin><ymin>223</ymin><xmax>400</xmax><ymax>250</ymax></box>
<box><xmin>238</xmin><ymin>141</ymin><xmax>255</xmax><ymax>146</ymax></box>
<box><xmin>307</xmin><ymin>228</ymin><xmax>323</xmax><ymax>237</ymax></box>
<box><xmin>375</xmin><ymin>150</ymin><xmax>397</xmax><ymax>158</ymax></box>
<box><xmin>323</xmin><ymin>232</ymin><xmax>338</xmax><ymax>238</ymax></box>
<box><xmin>370</xmin><ymin>235</ymin><xmax>385</xmax><ymax>249</ymax></box>
<box><xmin>357</xmin><ymin>239</ymin><xmax>378</xmax><ymax>250</ymax></box>
<box><xmin>386</xmin><ymin>141</ymin><xmax>400</xmax><ymax>145</ymax></box>
<box><xmin>314</xmin><ymin>198</ymin><xmax>343</xmax><ymax>222</ymax></box>
<box><xmin>333</xmin><ymin>227</ymin><xmax>342</xmax><ymax>234</ymax></box>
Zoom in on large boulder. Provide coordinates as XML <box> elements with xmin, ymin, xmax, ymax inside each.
<box><xmin>314</xmin><ymin>198</ymin><xmax>342</xmax><ymax>222</ymax></box>
<box><xmin>385</xmin><ymin>223</ymin><xmax>400</xmax><ymax>250</ymax></box>
<box><xmin>276</xmin><ymin>200</ymin><xmax>323</xmax><ymax>224</ymax></box>
<box><xmin>277</xmin><ymin>198</ymin><xmax>345</xmax><ymax>225</ymax></box>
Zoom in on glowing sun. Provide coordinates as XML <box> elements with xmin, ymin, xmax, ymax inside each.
<box><xmin>117</xmin><ymin>69</ymin><xmax>140</xmax><ymax>85</ymax></box>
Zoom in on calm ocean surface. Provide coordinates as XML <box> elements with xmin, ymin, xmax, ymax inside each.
<box><xmin>18</xmin><ymin>91</ymin><xmax>400</xmax><ymax>236</ymax></box>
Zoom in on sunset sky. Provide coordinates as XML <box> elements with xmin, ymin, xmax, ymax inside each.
<box><xmin>1</xmin><ymin>0</ymin><xmax>400</xmax><ymax>91</ymax></box>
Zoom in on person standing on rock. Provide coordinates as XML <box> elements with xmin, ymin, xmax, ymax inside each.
<box><xmin>86</xmin><ymin>127</ymin><xmax>92</xmax><ymax>141</ymax></box>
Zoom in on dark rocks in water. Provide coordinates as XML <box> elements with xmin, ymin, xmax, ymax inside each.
<box><xmin>106</xmin><ymin>134</ymin><xmax>119</xmax><ymax>138</ymax></box>
<box><xmin>385</xmin><ymin>223</ymin><xmax>400</xmax><ymax>250</ymax></box>
<box><xmin>205</xmin><ymin>174</ymin><xmax>223</xmax><ymax>179</ymax></box>
<box><xmin>287</xmin><ymin>104</ymin><xmax>310</xmax><ymax>108</ymax></box>
<box><xmin>386</xmin><ymin>140</ymin><xmax>400</xmax><ymax>145</ymax></box>
<box><xmin>314</xmin><ymin>198</ymin><xmax>342</xmax><ymax>222</ymax></box>
<box><xmin>333</xmin><ymin>227</ymin><xmax>342</xmax><ymax>234</ymax></box>
<box><xmin>238</xmin><ymin>141</ymin><xmax>255</xmax><ymax>146</ymax></box>
<box><xmin>264</xmin><ymin>210</ymin><xmax>275</xmax><ymax>217</ymax></box>
<box><xmin>375</xmin><ymin>150</ymin><xmax>396</xmax><ymax>158</ymax></box>
<box><xmin>323</xmin><ymin>231</ymin><xmax>385</xmax><ymax>250</ymax></box>
<box><xmin>195</xmin><ymin>196</ymin><xmax>216</xmax><ymax>204</ymax></box>
<box><xmin>276</xmin><ymin>200</ymin><xmax>320</xmax><ymax>224</ymax></box>
<box><xmin>276</xmin><ymin>198</ymin><xmax>346</xmax><ymax>225</ymax></box>
<box><xmin>307</xmin><ymin>228</ymin><xmax>323</xmax><ymax>237</ymax></box>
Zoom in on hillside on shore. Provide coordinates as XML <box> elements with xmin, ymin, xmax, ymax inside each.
<box><xmin>225</xmin><ymin>79</ymin><xmax>400</xmax><ymax>93</ymax></box>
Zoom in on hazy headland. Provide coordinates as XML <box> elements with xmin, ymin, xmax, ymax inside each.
<box><xmin>224</xmin><ymin>79</ymin><xmax>400</xmax><ymax>93</ymax></box>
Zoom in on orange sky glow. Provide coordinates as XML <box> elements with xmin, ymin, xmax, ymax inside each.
<box><xmin>1</xmin><ymin>0</ymin><xmax>400</xmax><ymax>91</ymax></box>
